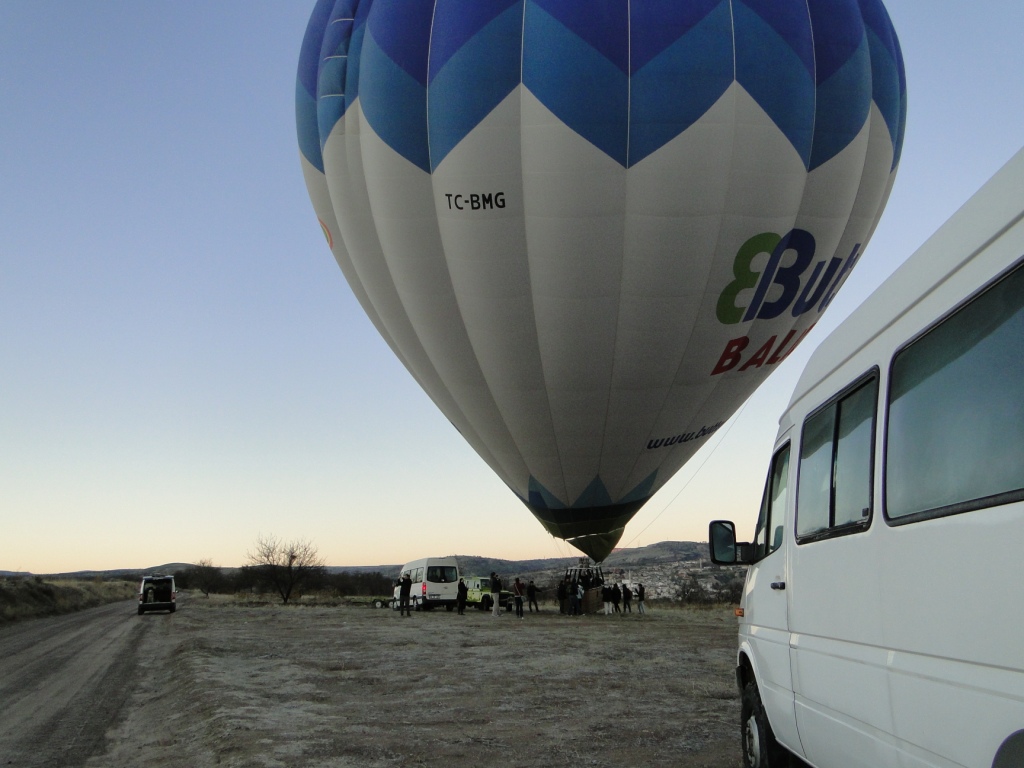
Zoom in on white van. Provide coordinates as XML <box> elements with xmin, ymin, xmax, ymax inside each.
<box><xmin>710</xmin><ymin>147</ymin><xmax>1024</xmax><ymax>768</ymax></box>
<box><xmin>392</xmin><ymin>557</ymin><xmax>460</xmax><ymax>611</ymax></box>
<box><xmin>137</xmin><ymin>574</ymin><xmax>176</xmax><ymax>615</ymax></box>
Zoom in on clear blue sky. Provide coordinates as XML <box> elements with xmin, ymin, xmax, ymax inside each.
<box><xmin>2</xmin><ymin>2</ymin><xmax>1022</xmax><ymax>573</ymax></box>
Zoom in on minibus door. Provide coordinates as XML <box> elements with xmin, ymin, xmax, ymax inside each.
<box><xmin>744</xmin><ymin>441</ymin><xmax>800</xmax><ymax>751</ymax></box>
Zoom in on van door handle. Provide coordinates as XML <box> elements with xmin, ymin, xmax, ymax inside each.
<box><xmin>770</xmin><ymin>582</ymin><xmax>786</xmax><ymax>590</ymax></box>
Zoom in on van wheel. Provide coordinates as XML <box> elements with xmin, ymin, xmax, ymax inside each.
<box><xmin>373</xmin><ymin>599</ymin><xmax>384</xmax><ymax>609</ymax></box>
<box><xmin>481</xmin><ymin>595</ymin><xmax>492</xmax><ymax>611</ymax></box>
<box><xmin>741</xmin><ymin>681</ymin><xmax>790</xmax><ymax>768</ymax></box>
<box><xmin>446</xmin><ymin>604</ymin><xmax>454</xmax><ymax>612</ymax></box>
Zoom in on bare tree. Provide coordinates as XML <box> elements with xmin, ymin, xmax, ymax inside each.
<box><xmin>187</xmin><ymin>558</ymin><xmax>225</xmax><ymax>597</ymax></box>
<box><xmin>246</xmin><ymin>535</ymin><xmax>326</xmax><ymax>604</ymax></box>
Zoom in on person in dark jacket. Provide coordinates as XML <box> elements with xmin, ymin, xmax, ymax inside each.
<box><xmin>526</xmin><ymin>580</ymin><xmax>540</xmax><ymax>612</ymax></box>
<box><xmin>457</xmin><ymin>578</ymin><xmax>468</xmax><ymax>615</ymax></box>
<box><xmin>399</xmin><ymin>573</ymin><xmax>413</xmax><ymax>616</ymax></box>
<box><xmin>602</xmin><ymin>583</ymin><xmax>613</xmax><ymax>615</ymax></box>
<box><xmin>556</xmin><ymin>579</ymin><xmax>567</xmax><ymax>614</ymax></box>
<box><xmin>512</xmin><ymin>577</ymin><xmax>525</xmax><ymax>618</ymax></box>
<box><xmin>569</xmin><ymin>580</ymin><xmax>581</xmax><ymax>616</ymax></box>
<box><xmin>612</xmin><ymin>583</ymin><xmax>622</xmax><ymax>613</ymax></box>
<box><xmin>637</xmin><ymin>583</ymin><xmax>647</xmax><ymax>615</ymax></box>
<box><xmin>623</xmin><ymin>583</ymin><xmax>633</xmax><ymax>613</ymax></box>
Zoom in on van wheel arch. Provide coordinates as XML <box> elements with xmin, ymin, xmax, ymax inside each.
<box><xmin>993</xmin><ymin>730</ymin><xmax>1024</xmax><ymax>768</ymax></box>
<box><xmin>741</xmin><ymin>679</ymin><xmax>790</xmax><ymax>768</ymax></box>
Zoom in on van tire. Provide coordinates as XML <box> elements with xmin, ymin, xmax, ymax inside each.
<box><xmin>741</xmin><ymin>680</ymin><xmax>790</xmax><ymax>768</ymax></box>
<box><xmin>481</xmin><ymin>595</ymin><xmax>492</xmax><ymax>611</ymax></box>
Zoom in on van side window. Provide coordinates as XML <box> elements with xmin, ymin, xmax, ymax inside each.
<box><xmin>753</xmin><ymin>444</ymin><xmax>790</xmax><ymax>560</ymax></box>
<box><xmin>886</xmin><ymin>263</ymin><xmax>1024</xmax><ymax>522</ymax></box>
<box><xmin>797</xmin><ymin>375</ymin><xmax>877</xmax><ymax>541</ymax></box>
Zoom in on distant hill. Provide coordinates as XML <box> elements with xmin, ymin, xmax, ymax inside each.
<box><xmin>3</xmin><ymin>543</ymin><xmax>709</xmax><ymax>581</ymax></box>
<box><xmin>376</xmin><ymin>541</ymin><xmax>709</xmax><ymax>583</ymax></box>
<box><xmin>5</xmin><ymin>563</ymin><xmax>195</xmax><ymax>581</ymax></box>
<box><xmin>605</xmin><ymin>541</ymin><xmax>706</xmax><ymax>566</ymax></box>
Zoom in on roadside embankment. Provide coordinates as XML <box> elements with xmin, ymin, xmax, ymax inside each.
<box><xmin>0</xmin><ymin>577</ymin><xmax>136</xmax><ymax>624</ymax></box>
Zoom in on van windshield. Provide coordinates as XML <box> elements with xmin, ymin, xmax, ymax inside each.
<box><xmin>426</xmin><ymin>566</ymin><xmax>457</xmax><ymax>583</ymax></box>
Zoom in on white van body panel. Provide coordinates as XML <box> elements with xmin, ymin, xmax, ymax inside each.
<box><xmin>393</xmin><ymin>557</ymin><xmax>460</xmax><ymax>610</ymax></box>
<box><xmin>739</xmin><ymin>147</ymin><xmax>1024</xmax><ymax>768</ymax></box>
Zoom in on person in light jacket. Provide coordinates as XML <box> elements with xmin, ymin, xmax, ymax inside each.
<box><xmin>490</xmin><ymin>572</ymin><xmax>503</xmax><ymax>617</ymax></box>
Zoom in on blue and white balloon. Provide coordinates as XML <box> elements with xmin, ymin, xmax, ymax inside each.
<box><xmin>296</xmin><ymin>0</ymin><xmax>906</xmax><ymax>561</ymax></box>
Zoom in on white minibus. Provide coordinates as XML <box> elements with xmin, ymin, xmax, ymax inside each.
<box><xmin>710</xmin><ymin>147</ymin><xmax>1024</xmax><ymax>768</ymax></box>
<box><xmin>392</xmin><ymin>557</ymin><xmax>460</xmax><ymax>611</ymax></box>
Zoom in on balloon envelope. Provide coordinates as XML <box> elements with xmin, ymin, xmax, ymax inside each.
<box><xmin>296</xmin><ymin>0</ymin><xmax>906</xmax><ymax>561</ymax></box>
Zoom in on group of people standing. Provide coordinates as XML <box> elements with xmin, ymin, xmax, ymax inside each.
<box><xmin>484</xmin><ymin>572</ymin><xmax>540</xmax><ymax>618</ymax></box>
<box><xmin>601</xmin><ymin>582</ymin><xmax>645</xmax><ymax>615</ymax></box>
<box><xmin>399</xmin><ymin>570</ymin><xmax>646</xmax><ymax>617</ymax></box>
<box><xmin>554</xmin><ymin>577</ymin><xmax>646</xmax><ymax>616</ymax></box>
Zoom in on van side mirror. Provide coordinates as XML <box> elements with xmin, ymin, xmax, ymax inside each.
<box><xmin>709</xmin><ymin>520</ymin><xmax>753</xmax><ymax>565</ymax></box>
<box><xmin>709</xmin><ymin>520</ymin><xmax>736</xmax><ymax>564</ymax></box>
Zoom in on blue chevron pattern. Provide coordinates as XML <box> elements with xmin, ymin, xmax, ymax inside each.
<box><xmin>297</xmin><ymin>0</ymin><xmax>906</xmax><ymax>173</ymax></box>
<box><xmin>527</xmin><ymin>471</ymin><xmax>658</xmax><ymax>512</ymax></box>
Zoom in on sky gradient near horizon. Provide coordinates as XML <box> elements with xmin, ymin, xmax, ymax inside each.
<box><xmin>2</xmin><ymin>2</ymin><xmax>1023</xmax><ymax>573</ymax></box>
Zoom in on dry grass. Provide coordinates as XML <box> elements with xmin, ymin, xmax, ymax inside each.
<box><xmin>0</xmin><ymin>577</ymin><xmax>136</xmax><ymax>624</ymax></box>
<box><xmin>96</xmin><ymin>595</ymin><xmax>745</xmax><ymax>767</ymax></box>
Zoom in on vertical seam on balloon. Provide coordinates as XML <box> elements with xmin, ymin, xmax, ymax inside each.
<box><xmin>519</xmin><ymin>0</ymin><xmax>527</xmax><ymax>87</ymax></box>
<box><xmin>771</xmin><ymin>0</ymin><xmax>817</xmax><ymax>333</ymax></box>
<box><xmin>892</xmin><ymin>22</ymin><xmax>906</xmax><ymax>171</ymax></box>
<box><xmin>599</xmin><ymin>0</ymin><xmax>633</xmax><ymax>509</ymax></box>
<box><xmin>425</xmin><ymin>0</ymin><xmax>439</xmax><ymax>173</ymax></box>
<box><xmin>519</xmin><ymin>0</ymin><xmax>565</xmax><ymax>507</ymax></box>
<box><xmin>625</xmin><ymin>0</ymin><xmax>633</xmax><ymax>169</ymax></box>
<box><xmin>614</xmin><ymin>0</ymin><xmax>745</xmax><ymax>512</ymax></box>
<box><xmin>729</xmin><ymin>0</ymin><xmax>737</xmax><ymax>84</ymax></box>
<box><xmin>828</xmin><ymin>1</ymin><xmax>888</xmax><ymax>306</ymax></box>
<box><xmin>626</xmin><ymin>0</ymin><xmax>742</xmax><ymax>496</ymax></box>
<box><xmin>762</xmin><ymin>1</ymin><xmax>812</xmax><ymax>360</ymax></box>
<box><xmin>427</xmin><ymin>2</ymin><xmax>531</xmax><ymax>497</ymax></box>
<box><xmin>319</xmin><ymin>6</ymin><xmax>522</xmax><ymax>512</ymax></box>
<box><xmin>804</xmin><ymin>0</ymin><xmax>817</xmax><ymax>173</ymax></box>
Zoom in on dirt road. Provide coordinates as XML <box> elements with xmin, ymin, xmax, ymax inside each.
<box><xmin>3</xmin><ymin>596</ymin><xmax>746</xmax><ymax>767</ymax></box>
<box><xmin>0</xmin><ymin>599</ymin><xmax>144</xmax><ymax>767</ymax></box>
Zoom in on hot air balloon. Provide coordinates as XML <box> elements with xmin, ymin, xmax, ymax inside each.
<box><xmin>295</xmin><ymin>0</ymin><xmax>906</xmax><ymax>562</ymax></box>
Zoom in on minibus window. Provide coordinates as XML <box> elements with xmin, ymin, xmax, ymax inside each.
<box><xmin>798</xmin><ymin>407</ymin><xmax>835</xmax><ymax>537</ymax></box>
<box><xmin>797</xmin><ymin>376</ymin><xmax>878</xmax><ymax>541</ymax></box>
<box><xmin>834</xmin><ymin>383</ymin><xmax>875</xmax><ymax>526</ymax></box>
<box><xmin>427</xmin><ymin>566</ymin><xmax>457</xmax><ymax>583</ymax></box>
<box><xmin>887</xmin><ymin>263</ymin><xmax>1024</xmax><ymax>521</ymax></box>
<box><xmin>753</xmin><ymin>444</ymin><xmax>790</xmax><ymax>560</ymax></box>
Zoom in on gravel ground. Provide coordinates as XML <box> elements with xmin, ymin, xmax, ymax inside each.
<box><xmin>88</xmin><ymin>595</ymin><xmax>743</xmax><ymax>768</ymax></box>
